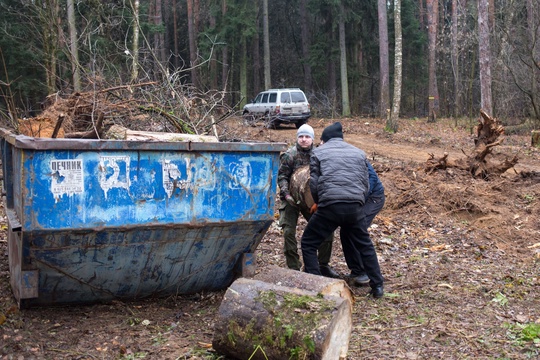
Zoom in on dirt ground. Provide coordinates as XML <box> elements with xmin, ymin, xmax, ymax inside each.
<box><xmin>1</xmin><ymin>116</ymin><xmax>540</xmax><ymax>359</ymax></box>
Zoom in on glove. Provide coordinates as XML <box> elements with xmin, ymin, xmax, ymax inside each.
<box><xmin>285</xmin><ymin>194</ymin><xmax>297</xmax><ymax>207</ymax></box>
<box><xmin>310</xmin><ymin>203</ymin><xmax>318</xmax><ymax>214</ymax></box>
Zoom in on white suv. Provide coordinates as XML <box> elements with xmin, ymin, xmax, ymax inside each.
<box><xmin>242</xmin><ymin>88</ymin><xmax>311</xmax><ymax>129</ymax></box>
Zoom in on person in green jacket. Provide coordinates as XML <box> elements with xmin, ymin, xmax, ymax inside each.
<box><xmin>277</xmin><ymin>124</ymin><xmax>339</xmax><ymax>278</ymax></box>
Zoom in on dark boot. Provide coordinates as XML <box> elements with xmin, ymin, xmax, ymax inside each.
<box><xmin>370</xmin><ymin>285</ymin><xmax>384</xmax><ymax>298</ymax></box>
<box><xmin>319</xmin><ymin>265</ymin><xmax>340</xmax><ymax>279</ymax></box>
<box><xmin>351</xmin><ymin>274</ymin><xmax>370</xmax><ymax>287</ymax></box>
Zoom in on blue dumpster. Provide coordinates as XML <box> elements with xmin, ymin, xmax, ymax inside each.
<box><xmin>0</xmin><ymin>127</ymin><xmax>285</xmax><ymax>308</ymax></box>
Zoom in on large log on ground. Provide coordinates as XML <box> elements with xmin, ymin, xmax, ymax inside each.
<box><xmin>289</xmin><ymin>165</ymin><xmax>314</xmax><ymax>212</ymax></box>
<box><xmin>103</xmin><ymin>124</ymin><xmax>218</xmax><ymax>142</ymax></box>
<box><xmin>253</xmin><ymin>265</ymin><xmax>353</xmax><ymax>310</ymax></box>
<box><xmin>213</xmin><ymin>269</ymin><xmax>352</xmax><ymax>360</ymax></box>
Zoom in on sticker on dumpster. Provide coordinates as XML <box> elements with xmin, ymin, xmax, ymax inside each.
<box><xmin>162</xmin><ymin>159</ymin><xmax>191</xmax><ymax>198</ymax></box>
<box><xmin>51</xmin><ymin>159</ymin><xmax>84</xmax><ymax>200</ymax></box>
<box><xmin>229</xmin><ymin>161</ymin><xmax>252</xmax><ymax>190</ymax></box>
<box><xmin>98</xmin><ymin>156</ymin><xmax>131</xmax><ymax>199</ymax></box>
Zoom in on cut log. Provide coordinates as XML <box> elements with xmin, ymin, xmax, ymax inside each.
<box><xmin>213</xmin><ymin>274</ymin><xmax>352</xmax><ymax>360</ymax></box>
<box><xmin>289</xmin><ymin>165</ymin><xmax>314</xmax><ymax>212</ymax></box>
<box><xmin>103</xmin><ymin>124</ymin><xmax>218</xmax><ymax>142</ymax></box>
<box><xmin>253</xmin><ymin>265</ymin><xmax>353</xmax><ymax>310</ymax></box>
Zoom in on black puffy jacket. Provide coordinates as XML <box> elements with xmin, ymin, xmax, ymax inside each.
<box><xmin>310</xmin><ymin>138</ymin><xmax>370</xmax><ymax>207</ymax></box>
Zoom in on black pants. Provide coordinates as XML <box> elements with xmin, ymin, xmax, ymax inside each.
<box><xmin>341</xmin><ymin>194</ymin><xmax>385</xmax><ymax>276</ymax></box>
<box><xmin>301</xmin><ymin>202</ymin><xmax>384</xmax><ymax>288</ymax></box>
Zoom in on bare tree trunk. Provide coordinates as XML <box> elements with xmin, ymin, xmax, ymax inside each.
<box><xmin>263</xmin><ymin>0</ymin><xmax>271</xmax><ymax>89</ymax></box>
<box><xmin>526</xmin><ymin>0</ymin><xmax>539</xmax><ymax>119</ymax></box>
<box><xmin>240</xmin><ymin>35</ymin><xmax>247</xmax><ymax>108</ymax></box>
<box><xmin>210</xmin><ymin>12</ymin><xmax>218</xmax><ymax>89</ymax></box>
<box><xmin>451</xmin><ymin>0</ymin><xmax>460</xmax><ymax>117</ymax></box>
<box><xmin>187</xmin><ymin>0</ymin><xmax>199</xmax><ymax>87</ymax></box>
<box><xmin>299</xmin><ymin>0</ymin><xmax>312</xmax><ymax>92</ymax></box>
<box><xmin>152</xmin><ymin>0</ymin><xmax>165</xmax><ymax>79</ymax></box>
<box><xmin>339</xmin><ymin>3</ymin><xmax>350</xmax><ymax>116</ymax></box>
<box><xmin>387</xmin><ymin>0</ymin><xmax>402</xmax><ymax>133</ymax></box>
<box><xmin>418</xmin><ymin>0</ymin><xmax>425</xmax><ymax>29</ymax></box>
<box><xmin>426</xmin><ymin>0</ymin><xmax>439</xmax><ymax>122</ymax></box>
<box><xmin>378</xmin><ymin>0</ymin><xmax>390</xmax><ymax>119</ymax></box>
<box><xmin>478</xmin><ymin>0</ymin><xmax>493</xmax><ymax>115</ymax></box>
<box><xmin>173</xmin><ymin>0</ymin><xmax>179</xmax><ymax>69</ymax></box>
<box><xmin>221</xmin><ymin>0</ymin><xmax>229</xmax><ymax>93</ymax></box>
<box><xmin>252</xmin><ymin>16</ymin><xmax>261</xmax><ymax>95</ymax></box>
<box><xmin>131</xmin><ymin>0</ymin><xmax>140</xmax><ymax>82</ymax></box>
<box><xmin>40</xmin><ymin>0</ymin><xmax>60</xmax><ymax>94</ymax></box>
<box><xmin>67</xmin><ymin>0</ymin><xmax>81</xmax><ymax>92</ymax></box>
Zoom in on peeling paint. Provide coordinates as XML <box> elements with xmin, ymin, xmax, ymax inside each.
<box><xmin>98</xmin><ymin>155</ymin><xmax>131</xmax><ymax>199</ymax></box>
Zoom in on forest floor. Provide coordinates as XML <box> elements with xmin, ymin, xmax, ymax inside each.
<box><xmin>1</xmin><ymin>116</ymin><xmax>540</xmax><ymax>359</ymax></box>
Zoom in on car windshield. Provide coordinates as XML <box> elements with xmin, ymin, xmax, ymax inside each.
<box><xmin>291</xmin><ymin>92</ymin><xmax>306</xmax><ymax>102</ymax></box>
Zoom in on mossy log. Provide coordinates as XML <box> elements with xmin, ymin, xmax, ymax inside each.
<box><xmin>289</xmin><ymin>165</ymin><xmax>314</xmax><ymax>212</ymax></box>
<box><xmin>213</xmin><ymin>269</ymin><xmax>352</xmax><ymax>360</ymax></box>
<box><xmin>253</xmin><ymin>265</ymin><xmax>353</xmax><ymax>310</ymax></box>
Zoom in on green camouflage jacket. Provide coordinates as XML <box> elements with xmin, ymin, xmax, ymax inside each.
<box><xmin>277</xmin><ymin>143</ymin><xmax>312</xmax><ymax>200</ymax></box>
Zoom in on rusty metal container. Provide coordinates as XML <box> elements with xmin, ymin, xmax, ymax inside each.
<box><xmin>0</xmin><ymin>127</ymin><xmax>285</xmax><ymax>308</ymax></box>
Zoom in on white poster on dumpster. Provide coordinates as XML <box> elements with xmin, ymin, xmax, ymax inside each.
<box><xmin>51</xmin><ymin>159</ymin><xmax>84</xmax><ymax>200</ymax></box>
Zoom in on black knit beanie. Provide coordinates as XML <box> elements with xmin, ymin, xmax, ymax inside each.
<box><xmin>321</xmin><ymin>122</ymin><xmax>343</xmax><ymax>142</ymax></box>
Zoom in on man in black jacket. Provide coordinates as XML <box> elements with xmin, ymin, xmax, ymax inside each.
<box><xmin>300</xmin><ymin>122</ymin><xmax>385</xmax><ymax>298</ymax></box>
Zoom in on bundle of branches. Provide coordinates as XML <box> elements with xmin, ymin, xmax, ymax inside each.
<box><xmin>15</xmin><ymin>82</ymin><xmax>236</xmax><ymax>139</ymax></box>
<box><xmin>425</xmin><ymin>109</ymin><xmax>519</xmax><ymax>179</ymax></box>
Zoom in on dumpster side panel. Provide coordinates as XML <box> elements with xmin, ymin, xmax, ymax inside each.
<box><xmin>21</xmin><ymin>150</ymin><xmax>277</xmax><ymax>230</ymax></box>
<box><xmin>19</xmin><ymin>220</ymin><xmax>271</xmax><ymax>307</ymax></box>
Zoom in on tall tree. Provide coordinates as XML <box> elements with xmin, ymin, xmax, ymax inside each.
<box><xmin>263</xmin><ymin>0</ymin><xmax>271</xmax><ymax>89</ymax></box>
<box><xmin>451</xmin><ymin>0</ymin><xmax>460</xmax><ymax>117</ymax></box>
<box><xmin>338</xmin><ymin>2</ymin><xmax>350</xmax><ymax>116</ymax></box>
<box><xmin>172</xmin><ymin>0</ymin><xmax>179</xmax><ymax>69</ymax></box>
<box><xmin>426</xmin><ymin>0</ymin><xmax>439</xmax><ymax>122</ymax></box>
<box><xmin>67</xmin><ymin>0</ymin><xmax>81</xmax><ymax>92</ymax></box>
<box><xmin>221</xmin><ymin>0</ymin><xmax>229</xmax><ymax>92</ymax></box>
<box><xmin>131</xmin><ymin>0</ymin><xmax>140</xmax><ymax>82</ymax></box>
<box><xmin>299</xmin><ymin>0</ymin><xmax>312</xmax><ymax>92</ymax></box>
<box><xmin>387</xmin><ymin>0</ymin><xmax>402</xmax><ymax>133</ymax></box>
<box><xmin>153</xmin><ymin>0</ymin><xmax>166</xmax><ymax>77</ymax></box>
<box><xmin>187</xmin><ymin>0</ymin><xmax>200</xmax><ymax>87</ymax></box>
<box><xmin>526</xmin><ymin>0</ymin><xmax>539</xmax><ymax>119</ymax></box>
<box><xmin>378</xmin><ymin>0</ymin><xmax>390</xmax><ymax>119</ymax></box>
<box><xmin>478</xmin><ymin>0</ymin><xmax>493</xmax><ymax>115</ymax></box>
<box><xmin>39</xmin><ymin>0</ymin><xmax>61</xmax><ymax>95</ymax></box>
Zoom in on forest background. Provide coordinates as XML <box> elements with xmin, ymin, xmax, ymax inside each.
<box><xmin>0</xmin><ymin>0</ymin><xmax>539</xmax><ymax>132</ymax></box>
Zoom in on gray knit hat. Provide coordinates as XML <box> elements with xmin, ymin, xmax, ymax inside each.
<box><xmin>297</xmin><ymin>124</ymin><xmax>314</xmax><ymax>140</ymax></box>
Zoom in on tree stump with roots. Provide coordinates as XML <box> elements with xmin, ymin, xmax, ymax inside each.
<box><xmin>425</xmin><ymin>109</ymin><xmax>519</xmax><ymax>179</ymax></box>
